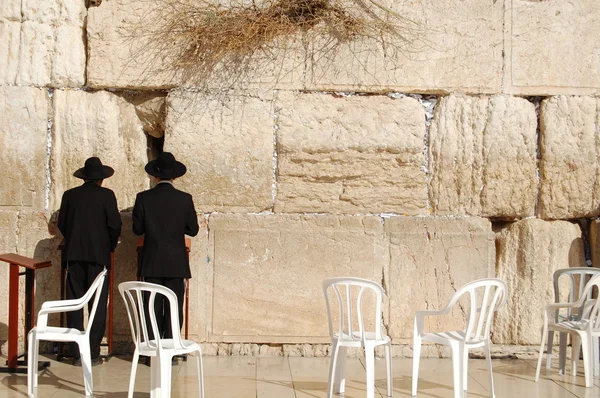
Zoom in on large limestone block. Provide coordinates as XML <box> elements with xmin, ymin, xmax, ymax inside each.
<box><xmin>50</xmin><ymin>90</ymin><xmax>150</xmax><ymax>211</ymax></box>
<box><xmin>0</xmin><ymin>1</ymin><xmax>85</xmax><ymax>86</ymax></box>
<box><xmin>165</xmin><ymin>90</ymin><xmax>274</xmax><ymax>213</ymax></box>
<box><xmin>429</xmin><ymin>95</ymin><xmax>537</xmax><ymax>219</ymax></box>
<box><xmin>538</xmin><ymin>96</ymin><xmax>600</xmax><ymax>219</ymax></box>
<box><xmin>384</xmin><ymin>217</ymin><xmax>495</xmax><ymax>343</ymax></box>
<box><xmin>208</xmin><ymin>214</ymin><xmax>385</xmax><ymax>343</ymax></box>
<box><xmin>495</xmin><ymin>219</ymin><xmax>586</xmax><ymax>345</ymax></box>
<box><xmin>305</xmin><ymin>0</ymin><xmax>503</xmax><ymax>93</ymax></box>
<box><xmin>275</xmin><ymin>92</ymin><xmax>427</xmax><ymax>214</ymax></box>
<box><xmin>87</xmin><ymin>0</ymin><xmax>303</xmax><ymax>89</ymax></box>
<box><xmin>508</xmin><ymin>0</ymin><xmax>600</xmax><ymax>95</ymax></box>
<box><xmin>0</xmin><ymin>87</ymin><xmax>48</xmax><ymax>210</ymax></box>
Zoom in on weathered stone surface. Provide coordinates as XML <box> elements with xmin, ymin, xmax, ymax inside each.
<box><xmin>305</xmin><ymin>0</ymin><xmax>503</xmax><ymax>93</ymax></box>
<box><xmin>429</xmin><ymin>95</ymin><xmax>537</xmax><ymax>219</ymax></box>
<box><xmin>384</xmin><ymin>217</ymin><xmax>495</xmax><ymax>343</ymax></box>
<box><xmin>538</xmin><ymin>96</ymin><xmax>600</xmax><ymax>219</ymax></box>
<box><xmin>0</xmin><ymin>211</ymin><xmax>18</xmax><ymax>341</ymax></box>
<box><xmin>127</xmin><ymin>93</ymin><xmax>167</xmax><ymax>138</ymax></box>
<box><xmin>87</xmin><ymin>0</ymin><xmax>177</xmax><ymax>89</ymax></box>
<box><xmin>275</xmin><ymin>92</ymin><xmax>427</xmax><ymax>214</ymax></box>
<box><xmin>186</xmin><ymin>215</ymin><xmax>210</xmax><ymax>342</ymax></box>
<box><xmin>87</xmin><ymin>0</ymin><xmax>302</xmax><ymax>89</ymax></box>
<box><xmin>508</xmin><ymin>0</ymin><xmax>600</xmax><ymax>95</ymax></box>
<box><xmin>165</xmin><ymin>90</ymin><xmax>274</xmax><ymax>213</ymax></box>
<box><xmin>16</xmin><ymin>211</ymin><xmax>62</xmax><ymax>324</ymax></box>
<box><xmin>0</xmin><ymin>1</ymin><xmax>85</xmax><ymax>86</ymax></box>
<box><xmin>0</xmin><ymin>87</ymin><xmax>48</xmax><ymax>210</ymax></box>
<box><xmin>495</xmin><ymin>219</ymin><xmax>586</xmax><ymax>345</ymax></box>
<box><xmin>50</xmin><ymin>90</ymin><xmax>150</xmax><ymax>211</ymax></box>
<box><xmin>208</xmin><ymin>214</ymin><xmax>385</xmax><ymax>343</ymax></box>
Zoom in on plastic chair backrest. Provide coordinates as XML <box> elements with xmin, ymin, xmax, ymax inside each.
<box><xmin>322</xmin><ymin>277</ymin><xmax>384</xmax><ymax>344</ymax></box>
<box><xmin>118</xmin><ymin>281</ymin><xmax>185</xmax><ymax>351</ymax></box>
<box><xmin>83</xmin><ymin>269</ymin><xmax>108</xmax><ymax>335</ymax></box>
<box><xmin>553</xmin><ymin>267</ymin><xmax>600</xmax><ymax>321</ymax></box>
<box><xmin>445</xmin><ymin>278</ymin><xmax>507</xmax><ymax>343</ymax></box>
<box><xmin>576</xmin><ymin>274</ymin><xmax>600</xmax><ymax>332</ymax></box>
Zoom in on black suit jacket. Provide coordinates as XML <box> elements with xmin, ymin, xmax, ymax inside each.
<box><xmin>132</xmin><ymin>183</ymin><xmax>199</xmax><ymax>278</ymax></box>
<box><xmin>58</xmin><ymin>181</ymin><xmax>122</xmax><ymax>268</ymax></box>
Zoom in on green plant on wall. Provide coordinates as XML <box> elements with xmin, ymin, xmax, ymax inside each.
<box><xmin>131</xmin><ymin>0</ymin><xmax>427</xmax><ymax>89</ymax></box>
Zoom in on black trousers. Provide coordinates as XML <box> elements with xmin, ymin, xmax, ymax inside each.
<box><xmin>66</xmin><ymin>261</ymin><xmax>109</xmax><ymax>359</ymax></box>
<box><xmin>143</xmin><ymin>277</ymin><xmax>185</xmax><ymax>340</ymax></box>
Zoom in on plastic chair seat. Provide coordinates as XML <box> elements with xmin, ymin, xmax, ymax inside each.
<box><xmin>138</xmin><ymin>339</ymin><xmax>201</xmax><ymax>356</ymax></box>
<box><xmin>420</xmin><ymin>331</ymin><xmax>487</xmax><ymax>347</ymax></box>
<box><xmin>334</xmin><ymin>332</ymin><xmax>390</xmax><ymax>347</ymax></box>
<box><xmin>32</xmin><ymin>326</ymin><xmax>86</xmax><ymax>339</ymax></box>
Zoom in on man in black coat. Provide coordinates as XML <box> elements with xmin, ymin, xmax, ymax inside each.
<box><xmin>133</xmin><ymin>152</ymin><xmax>199</xmax><ymax>339</ymax></box>
<box><xmin>58</xmin><ymin>157</ymin><xmax>122</xmax><ymax>366</ymax></box>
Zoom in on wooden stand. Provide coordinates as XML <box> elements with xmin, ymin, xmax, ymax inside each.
<box><xmin>136</xmin><ymin>237</ymin><xmax>191</xmax><ymax>340</ymax></box>
<box><xmin>0</xmin><ymin>253</ymin><xmax>52</xmax><ymax>373</ymax></box>
<box><xmin>58</xmin><ymin>241</ymin><xmax>115</xmax><ymax>360</ymax></box>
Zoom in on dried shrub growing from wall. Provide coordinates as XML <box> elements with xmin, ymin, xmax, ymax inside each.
<box><xmin>131</xmin><ymin>0</ymin><xmax>426</xmax><ymax>88</ymax></box>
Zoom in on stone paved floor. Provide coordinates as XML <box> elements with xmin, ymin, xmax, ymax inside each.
<box><xmin>1</xmin><ymin>354</ymin><xmax>599</xmax><ymax>397</ymax></box>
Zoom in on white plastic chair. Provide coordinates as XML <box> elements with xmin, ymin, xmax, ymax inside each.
<box><xmin>536</xmin><ymin>273</ymin><xmax>600</xmax><ymax>387</ymax></box>
<box><xmin>544</xmin><ymin>267</ymin><xmax>600</xmax><ymax>377</ymax></box>
<box><xmin>322</xmin><ymin>277</ymin><xmax>392</xmax><ymax>398</ymax></box>
<box><xmin>27</xmin><ymin>268</ymin><xmax>107</xmax><ymax>397</ymax></box>
<box><xmin>119</xmin><ymin>281</ymin><xmax>204</xmax><ymax>398</ymax></box>
<box><xmin>412</xmin><ymin>278</ymin><xmax>507</xmax><ymax>398</ymax></box>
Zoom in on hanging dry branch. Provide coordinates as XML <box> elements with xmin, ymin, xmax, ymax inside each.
<box><xmin>129</xmin><ymin>0</ymin><xmax>426</xmax><ymax>88</ymax></box>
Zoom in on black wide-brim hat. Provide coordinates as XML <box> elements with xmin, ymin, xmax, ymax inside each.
<box><xmin>145</xmin><ymin>152</ymin><xmax>187</xmax><ymax>180</ymax></box>
<box><xmin>74</xmin><ymin>157</ymin><xmax>114</xmax><ymax>180</ymax></box>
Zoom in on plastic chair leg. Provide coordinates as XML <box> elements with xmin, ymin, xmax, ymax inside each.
<box><xmin>334</xmin><ymin>346</ymin><xmax>347</xmax><ymax>394</ymax></box>
<box><xmin>128</xmin><ymin>350</ymin><xmax>140</xmax><ymax>398</ymax></box>
<box><xmin>327</xmin><ymin>341</ymin><xmax>341</xmax><ymax>398</ymax></box>
<box><xmin>411</xmin><ymin>336</ymin><xmax>421</xmax><ymax>396</ymax></box>
<box><xmin>27</xmin><ymin>331</ymin><xmax>35</xmax><ymax>397</ymax></box>
<box><xmin>484</xmin><ymin>341</ymin><xmax>495</xmax><ymax>398</ymax></box>
<box><xmin>385</xmin><ymin>342</ymin><xmax>392</xmax><ymax>397</ymax></box>
<box><xmin>365</xmin><ymin>344</ymin><xmax>376</xmax><ymax>398</ymax></box>
<box><xmin>463</xmin><ymin>347</ymin><xmax>468</xmax><ymax>391</ymax></box>
<box><xmin>593</xmin><ymin>336</ymin><xmax>599</xmax><ymax>378</ymax></box>
<box><xmin>33</xmin><ymin>336</ymin><xmax>40</xmax><ymax>389</ymax></box>
<box><xmin>195</xmin><ymin>350</ymin><xmax>205</xmax><ymax>398</ymax></box>
<box><xmin>545</xmin><ymin>330</ymin><xmax>554</xmax><ymax>370</ymax></box>
<box><xmin>159</xmin><ymin>355</ymin><xmax>173</xmax><ymax>398</ymax></box>
<box><xmin>558</xmin><ymin>332</ymin><xmax>567</xmax><ymax>375</ymax></box>
<box><xmin>580</xmin><ymin>334</ymin><xmax>593</xmax><ymax>388</ymax></box>
<box><xmin>450</xmin><ymin>341</ymin><xmax>464</xmax><ymax>398</ymax></box>
<box><xmin>151</xmin><ymin>356</ymin><xmax>162</xmax><ymax>398</ymax></box>
<box><xmin>535</xmin><ymin>322</ymin><xmax>547</xmax><ymax>382</ymax></box>
<box><xmin>572</xmin><ymin>334</ymin><xmax>581</xmax><ymax>377</ymax></box>
<box><xmin>79</xmin><ymin>340</ymin><xmax>93</xmax><ymax>396</ymax></box>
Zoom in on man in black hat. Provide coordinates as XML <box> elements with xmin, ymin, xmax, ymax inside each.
<box><xmin>58</xmin><ymin>156</ymin><xmax>122</xmax><ymax>366</ymax></box>
<box><xmin>133</xmin><ymin>152</ymin><xmax>199</xmax><ymax>339</ymax></box>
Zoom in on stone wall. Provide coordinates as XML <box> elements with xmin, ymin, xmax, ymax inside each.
<box><xmin>1</xmin><ymin>0</ymin><xmax>599</xmax><ymax>356</ymax></box>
